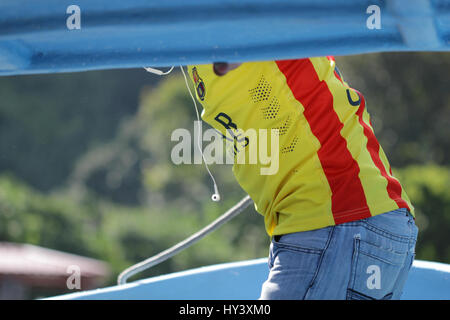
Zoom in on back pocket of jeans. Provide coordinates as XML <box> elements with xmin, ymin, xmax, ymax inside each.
<box><xmin>347</xmin><ymin>237</ymin><xmax>407</xmax><ymax>300</ymax></box>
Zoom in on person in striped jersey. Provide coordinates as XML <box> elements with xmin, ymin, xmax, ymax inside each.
<box><xmin>188</xmin><ymin>57</ymin><xmax>418</xmax><ymax>300</ymax></box>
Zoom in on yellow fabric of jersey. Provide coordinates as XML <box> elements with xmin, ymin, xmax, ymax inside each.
<box><xmin>188</xmin><ymin>57</ymin><xmax>413</xmax><ymax>236</ymax></box>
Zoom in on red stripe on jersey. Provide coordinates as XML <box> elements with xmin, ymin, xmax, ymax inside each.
<box><xmin>354</xmin><ymin>90</ymin><xmax>411</xmax><ymax>211</ymax></box>
<box><xmin>276</xmin><ymin>59</ymin><xmax>371</xmax><ymax>224</ymax></box>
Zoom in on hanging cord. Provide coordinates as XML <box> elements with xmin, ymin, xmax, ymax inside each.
<box><xmin>179</xmin><ymin>65</ymin><xmax>221</xmax><ymax>201</ymax></box>
<box><xmin>144</xmin><ymin>65</ymin><xmax>220</xmax><ymax>202</ymax></box>
<box><xmin>117</xmin><ymin>195</ymin><xmax>253</xmax><ymax>285</ymax></box>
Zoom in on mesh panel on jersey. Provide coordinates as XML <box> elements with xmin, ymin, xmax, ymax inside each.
<box><xmin>249</xmin><ymin>76</ymin><xmax>272</xmax><ymax>103</ymax></box>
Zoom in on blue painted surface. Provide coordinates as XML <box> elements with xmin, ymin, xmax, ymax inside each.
<box><xmin>48</xmin><ymin>259</ymin><xmax>450</xmax><ymax>300</ymax></box>
<box><xmin>1</xmin><ymin>0</ymin><xmax>449</xmax><ymax>76</ymax></box>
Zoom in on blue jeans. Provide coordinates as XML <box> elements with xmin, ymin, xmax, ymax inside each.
<box><xmin>260</xmin><ymin>208</ymin><xmax>418</xmax><ymax>300</ymax></box>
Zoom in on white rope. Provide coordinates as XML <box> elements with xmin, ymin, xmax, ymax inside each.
<box><xmin>117</xmin><ymin>195</ymin><xmax>253</xmax><ymax>285</ymax></box>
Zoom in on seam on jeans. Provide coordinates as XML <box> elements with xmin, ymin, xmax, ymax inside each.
<box><xmin>362</xmin><ymin>220</ymin><xmax>411</xmax><ymax>243</ymax></box>
<box><xmin>358</xmin><ymin>249</ymin><xmax>405</xmax><ymax>266</ymax></box>
<box><xmin>346</xmin><ymin>236</ymin><xmax>361</xmax><ymax>297</ymax></box>
<box><xmin>335</xmin><ymin>218</ymin><xmax>411</xmax><ymax>243</ymax></box>
<box><xmin>390</xmin><ymin>252</ymin><xmax>415</xmax><ymax>299</ymax></box>
<box><xmin>273</xmin><ymin>241</ymin><xmax>323</xmax><ymax>255</ymax></box>
<box><xmin>303</xmin><ymin>226</ymin><xmax>335</xmax><ymax>299</ymax></box>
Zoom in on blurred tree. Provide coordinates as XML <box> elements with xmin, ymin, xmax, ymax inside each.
<box><xmin>0</xmin><ymin>69</ymin><xmax>157</xmax><ymax>191</ymax></box>
<box><xmin>336</xmin><ymin>52</ymin><xmax>449</xmax><ymax>166</ymax></box>
<box><xmin>68</xmin><ymin>72</ymin><xmax>249</xmax><ymax>208</ymax></box>
<box><xmin>65</xmin><ymin>72</ymin><xmax>270</xmax><ymax>277</ymax></box>
<box><xmin>395</xmin><ymin>165</ymin><xmax>450</xmax><ymax>263</ymax></box>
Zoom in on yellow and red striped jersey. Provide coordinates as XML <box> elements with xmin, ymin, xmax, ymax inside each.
<box><xmin>188</xmin><ymin>57</ymin><xmax>413</xmax><ymax>236</ymax></box>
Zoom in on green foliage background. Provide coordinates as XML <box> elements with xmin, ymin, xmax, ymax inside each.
<box><xmin>0</xmin><ymin>53</ymin><xmax>448</xmax><ymax>298</ymax></box>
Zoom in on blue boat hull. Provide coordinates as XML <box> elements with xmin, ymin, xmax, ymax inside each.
<box><xmin>48</xmin><ymin>258</ymin><xmax>450</xmax><ymax>300</ymax></box>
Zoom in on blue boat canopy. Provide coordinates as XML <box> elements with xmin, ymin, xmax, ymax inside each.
<box><xmin>1</xmin><ymin>0</ymin><xmax>449</xmax><ymax>76</ymax></box>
